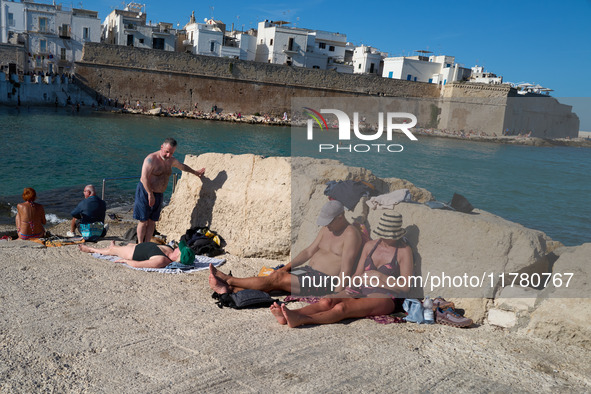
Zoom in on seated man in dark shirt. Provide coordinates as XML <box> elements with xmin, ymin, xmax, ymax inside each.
<box><xmin>68</xmin><ymin>185</ymin><xmax>107</xmax><ymax>241</ymax></box>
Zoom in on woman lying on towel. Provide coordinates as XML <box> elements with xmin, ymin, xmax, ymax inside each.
<box><xmin>271</xmin><ymin>212</ymin><xmax>413</xmax><ymax>328</ymax></box>
<box><xmin>78</xmin><ymin>240</ymin><xmax>194</xmax><ymax>268</ymax></box>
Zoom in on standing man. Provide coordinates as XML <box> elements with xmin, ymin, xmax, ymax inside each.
<box><xmin>68</xmin><ymin>185</ymin><xmax>107</xmax><ymax>241</ymax></box>
<box><xmin>134</xmin><ymin>138</ymin><xmax>205</xmax><ymax>243</ymax></box>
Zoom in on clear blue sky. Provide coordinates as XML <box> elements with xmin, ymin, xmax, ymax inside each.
<box><xmin>93</xmin><ymin>0</ymin><xmax>591</xmax><ymax>127</ymax></box>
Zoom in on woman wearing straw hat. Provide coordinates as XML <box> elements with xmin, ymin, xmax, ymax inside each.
<box><xmin>271</xmin><ymin>212</ymin><xmax>414</xmax><ymax>328</ymax></box>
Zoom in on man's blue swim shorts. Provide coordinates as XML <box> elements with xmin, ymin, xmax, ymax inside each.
<box><xmin>133</xmin><ymin>182</ymin><xmax>164</xmax><ymax>222</ymax></box>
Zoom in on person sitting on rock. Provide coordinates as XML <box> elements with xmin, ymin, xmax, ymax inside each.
<box><xmin>78</xmin><ymin>240</ymin><xmax>194</xmax><ymax>269</ymax></box>
<box><xmin>270</xmin><ymin>212</ymin><xmax>414</xmax><ymax>328</ymax></box>
<box><xmin>209</xmin><ymin>200</ymin><xmax>362</xmax><ymax>296</ymax></box>
<box><xmin>68</xmin><ymin>185</ymin><xmax>107</xmax><ymax>241</ymax></box>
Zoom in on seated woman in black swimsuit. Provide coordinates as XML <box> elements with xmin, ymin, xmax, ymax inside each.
<box><xmin>270</xmin><ymin>212</ymin><xmax>413</xmax><ymax>328</ymax></box>
<box><xmin>79</xmin><ymin>240</ymin><xmax>194</xmax><ymax>268</ymax></box>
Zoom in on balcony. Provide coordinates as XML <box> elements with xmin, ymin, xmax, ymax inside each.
<box><xmin>58</xmin><ymin>27</ymin><xmax>70</xmax><ymax>39</ymax></box>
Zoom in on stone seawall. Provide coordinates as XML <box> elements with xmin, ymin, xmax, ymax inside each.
<box><xmin>74</xmin><ymin>43</ymin><xmax>579</xmax><ymax>138</ymax></box>
<box><xmin>75</xmin><ymin>43</ymin><xmax>439</xmax><ymax>115</ymax></box>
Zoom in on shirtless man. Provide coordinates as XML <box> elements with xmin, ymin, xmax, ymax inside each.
<box><xmin>209</xmin><ymin>200</ymin><xmax>362</xmax><ymax>296</ymax></box>
<box><xmin>134</xmin><ymin>138</ymin><xmax>205</xmax><ymax>243</ymax></box>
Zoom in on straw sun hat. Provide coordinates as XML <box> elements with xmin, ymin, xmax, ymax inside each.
<box><xmin>372</xmin><ymin>212</ymin><xmax>406</xmax><ymax>240</ymax></box>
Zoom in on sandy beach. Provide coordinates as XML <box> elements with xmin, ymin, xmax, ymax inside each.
<box><xmin>1</xmin><ymin>219</ymin><xmax>590</xmax><ymax>392</ymax></box>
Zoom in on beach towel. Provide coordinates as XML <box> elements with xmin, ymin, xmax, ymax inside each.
<box><xmin>366</xmin><ymin>189</ymin><xmax>412</xmax><ymax>210</ymax></box>
<box><xmin>29</xmin><ymin>236</ymin><xmax>86</xmax><ymax>247</ymax></box>
<box><xmin>91</xmin><ymin>253</ymin><xmax>225</xmax><ymax>274</ymax></box>
<box><xmin>284</xmin><ymin>296</ymin><xmax>406</xmax><ymax>324</ymax></box>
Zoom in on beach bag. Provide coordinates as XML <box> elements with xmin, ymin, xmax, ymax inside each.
<box><xmin>212</xmin><ymin>289</ymin><xmax>277</xmax><ymax>309</ymax></box>
<box><xmin>181</xmin><ymin>226</ymin><xmax>226</xmax><ymax>257</ymax></box>
<box><xmin>79</xmin><ymin>222</ymin><xmax>104</xmax><ymax>242</ymax></box>
<box><xmin>450</xmin><ymin>193</ymin><xmax>474</xmax><ymax>213</ymax></box>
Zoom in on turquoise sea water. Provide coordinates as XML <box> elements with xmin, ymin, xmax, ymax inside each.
<box><xmin>1</xmin><ymin>107</ymin><xmax>589</xmax><ymax>246</ymax></box>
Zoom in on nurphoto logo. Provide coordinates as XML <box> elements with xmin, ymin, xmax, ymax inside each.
<box><xmin>303</xmin><ymin>107</ymin><xmax>418</xmax><ymax>153</ymax></box>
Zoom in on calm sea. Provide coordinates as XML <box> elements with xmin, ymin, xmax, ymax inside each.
<box><xmin>1</xmin><ymin>107</ymin><xmax>589</xmax><ymax>246</ymax></box>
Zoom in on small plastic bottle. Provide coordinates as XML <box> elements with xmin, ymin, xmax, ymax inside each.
<box><xmin>423</xmin><ymin>296</ymin><xmax>434</xmax><ymax>324</ymax></box>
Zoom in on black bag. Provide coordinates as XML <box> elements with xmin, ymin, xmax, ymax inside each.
<box><xmin>181</xmin><ymin>226</ymin><xmax>226</xmax><ymax>257</ymax></box>
<box><xmin>450</xmin><ymin>193</ymin><xmax>474</xmax><ymax>213</ymax></box>
<box><xmin>212</xmin><ymin>289</ymin><xmax>278</xmax><ymax>309</ymax></box>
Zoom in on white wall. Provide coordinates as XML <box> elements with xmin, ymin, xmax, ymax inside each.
<box><xmin>1</xmin><ymin>1</ymin><xmax>25</xmax><ymax>43</ymax></box>
<box><xmin>255</xmin><ymin>21</ymin><xmax>329</xmax><ymax>68</ymax></box>
<box><xmin>311</xmin><ymin>30</ymin><xmax>347</xmax><ymax>62</ymax></box>
<box><xmin>353</xmin><ymin>46</ymin><xmax>382</xmax><ymax>75</ymax></box>
<box><xmin>237</xmin><ymin>33</ymin><xmax>256</xmax><ymax>61</ymax></box>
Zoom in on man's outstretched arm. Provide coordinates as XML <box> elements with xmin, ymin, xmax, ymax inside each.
<box><xmin>172</xmin><ymin>158</ymin><xmax>205</xmax><ymax>177</ymax></box>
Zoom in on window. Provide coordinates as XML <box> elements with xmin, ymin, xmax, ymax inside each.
<box><xmin>288</xmin><ymin>37</ymin><xmax>294</xmax><ymax>51</ymax></box>
<box><xmin>153</xmin><ymin>37</ymin><xmax>164</xmax><ymax>50</ymax></box>
<box><xmin>40</xmin><ymin>39</ymin><xmax>47</xmax><ymax>53</ymax></box>
<box><xmin>329</xmin><ymin>45</ymin><xmax>335</xmax><ymax>52</ymax></box>
<box><xmin>60</xmin><ymin>48</ymin><xmax>66</xmax><ymax>60</ymax></box>
<box><xmin>83</xmin><ymin>27</ymin><xmax>90</xmax><ymax>40</ymax></box>
<box><xmin>319</xmin><ymin>42</ymin><xmax>326</xmax><ymax>49</ymax></box>
<box><xmin>210</xmin><ymin>41</ymin><xmax>215</xmax><ymax>52</ymax></box>
<box><xmin>270</xmin><ymin>39</ymin><xmax>273</xmax><ymax>45</ymax></box>
<box><xmin>312</xmin><ymin>65</ymin><xmax>320</xmax><ymax>69</ymax></box>
<box><xmin>358</xmin><ymin>64</ymin><xmax>361</xmax><ymax>69</ymax></box>
<box><xmin>7</xmin><ymin>13</ymin><xmax>14</xmax><ymax>27</ymax></box>
<box><xmin>139</xmin><ymin>38</ymin><xmax>144</xmax><ymax>44</ymax></box>
<box><xmin>59</xmin><ymin>24</ymin><xmax>70</xmax><ymax>38</ymax></box>
<box><xmin>39</xmin><ymin>17</ymin><xmax>48</xmax><ymax>33</ymax></box>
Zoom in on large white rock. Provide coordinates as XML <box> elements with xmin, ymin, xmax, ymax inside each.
<box><xmin>158</xmin><ymin>153</ymin><xmax>292</xmax><ymax>258</ymax></box>
<box><xmin>524</xmin><ymin>243</ymin><xmax>591</xmax><ymax>349</ymax></box>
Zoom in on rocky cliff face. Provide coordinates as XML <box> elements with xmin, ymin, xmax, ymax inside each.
<box><xmin>158</xmin><ymin>153</ymin><xmax>589</xmax><ymax>347</ymax></box>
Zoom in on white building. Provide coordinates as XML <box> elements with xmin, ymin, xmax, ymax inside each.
<box><xmin>102</xmin><ymin>3</ymin><xmax>176</xmax><ymax>51</ymax></box>
<box><xmin>0</xmin><ymin>0</ymin><xmax>100</xmax><ymax>74</ymax></box>
<box><xmin>221</xmin><ymin>30</ymin><xmax>256</xmax><ymax>61</ymax></box>
<box><xmin>181</xmin><ymin>13</ymin><xmax>223</xmax><ymax>57</ymax></box>
<box><xmin>382</xmin><ymin>54</ymin><xmax>470</xmax><ymax>85</ymax></box>
<box><xmin>352</xmin><ymin>45</ymin><xmax>385</xmax><ymax>75</ymax></box>
<box><xmin>469</xmin><ymin>65</ymin><xmax>503</xmax><ymax>84</ymax></box>
<box><xmin>255</xmin><ymin>20</ymin><xmax>347</xmax><ymax>70</ymax></box>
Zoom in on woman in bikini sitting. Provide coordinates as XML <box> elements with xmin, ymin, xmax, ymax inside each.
<box><xmin>78</xmin><ymin>240</ymin><xmax>195</xmax><ymax>268</ymax></box>
<box><xmin>270</xmin><ymin>212</ymin><xmax>413</xmax><ymax>328</ymax></box>
<box><xmin>15</xmin><ymin>187</ymin><xmax>46</xmax><ymax>240</ymax></box>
